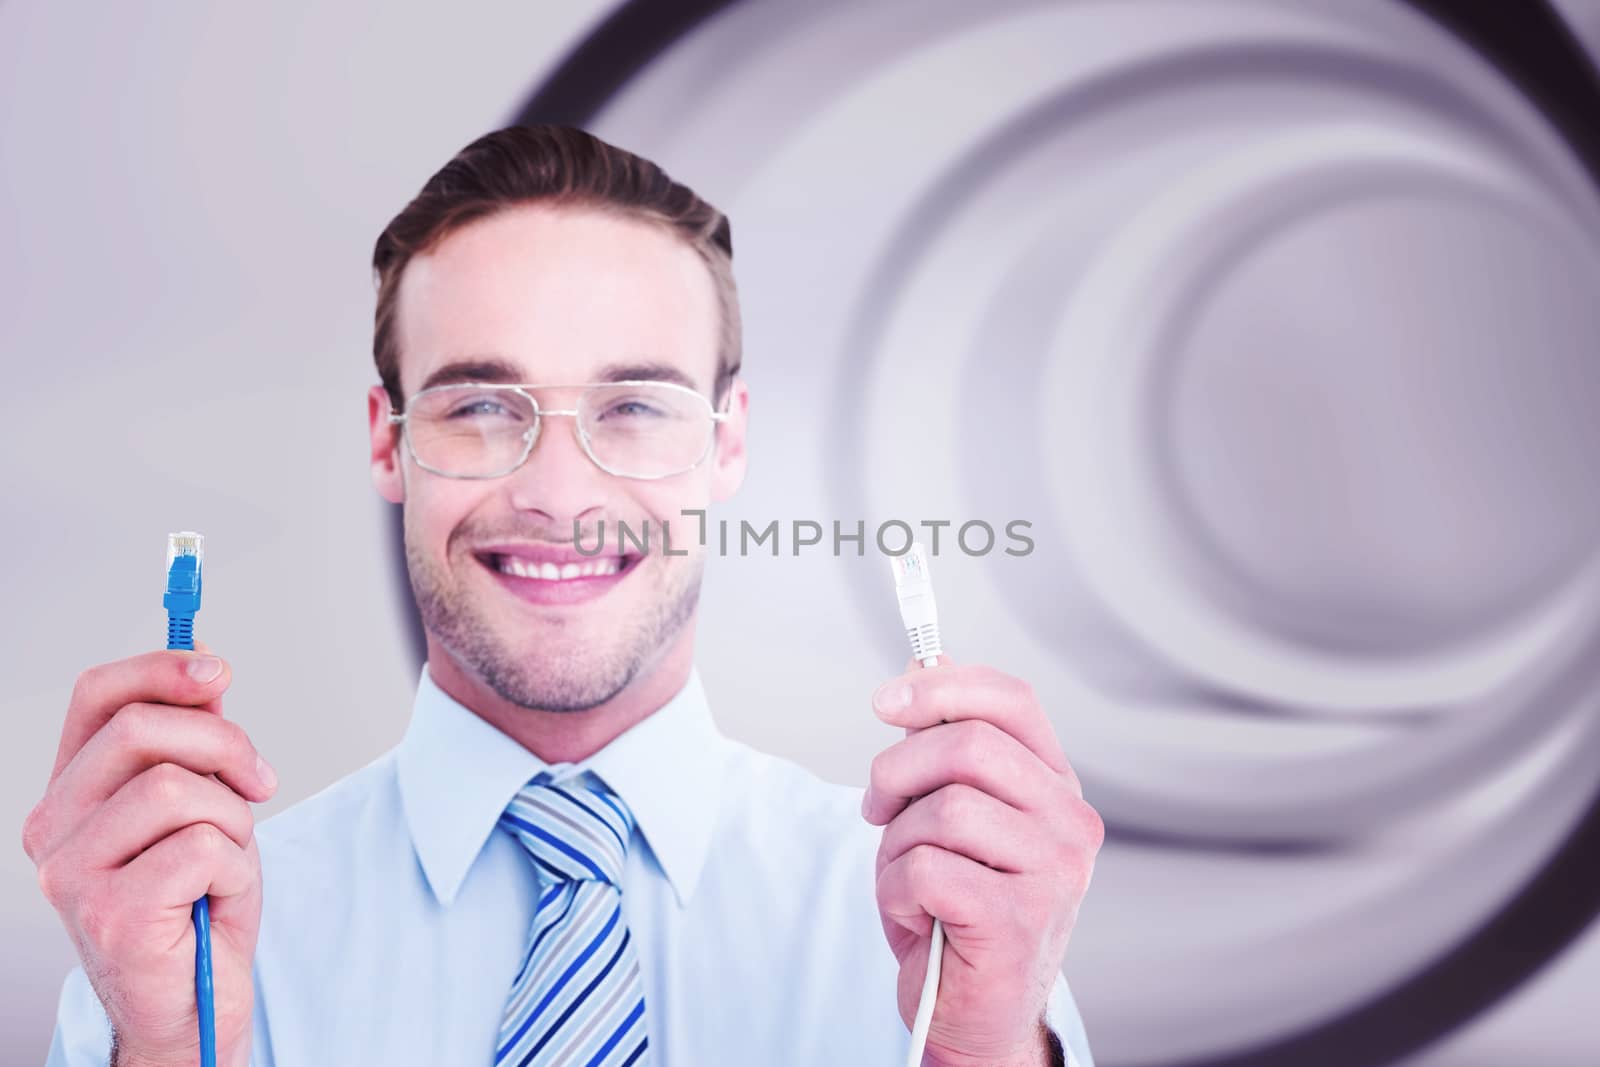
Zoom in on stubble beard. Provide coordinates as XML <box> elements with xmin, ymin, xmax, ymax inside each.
<box><xmin>405</xmin><ymin>517</ymin><xmax>703</xmax><ymax>712</ymax></box>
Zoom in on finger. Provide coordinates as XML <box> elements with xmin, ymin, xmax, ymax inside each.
<box><xmin>113</xmin><ymin>821</ymin><xmax>257</xmax><ymax>917</ymax></box>
<box><xmin>75</xmin><ymin>763</ymin><xmax>257</xmax><ymax>871</ymax></box>
<box><xmin>872</xmin><ymin>663</ymin><xmax>1073</xmax><ymax>780</ymax></box>
<box><xmin>875</xmin><ymin>783</ymin><xmax>1035</xmax><ymax>881</ymax></box>
<box><xmin>54</xmin><ymin>650</ymin><xmax>232</xmax><ymax>780</ymax></box>
<box><xmin>29</xmin><ymin>703</ymin><xmax>274</xmax><ymax>862</ymax></box>
<box><xmin>68</xmin><ymin>701</ymin><xmax>273</xmax><ymax>806</ymax></box>
<box><xmin>876</xmin><ymin>841</ymin><xmax>1000</xmax><ymax>938</ymax></box>
<box><xmin>863</xmin><ymin>717</ymin><xmax>1062</xmax><ymax>825</ymax></box>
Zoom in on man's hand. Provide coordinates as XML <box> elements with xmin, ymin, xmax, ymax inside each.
<box><xmin>863</xmin><ymin>657</ymin><xmax>1102</xmax><ymax>1067</ymax></box>
<box><xmin>22</xmin><ymin>640</ymin><xmax>275</xmax><ymax>1067</ymax></box>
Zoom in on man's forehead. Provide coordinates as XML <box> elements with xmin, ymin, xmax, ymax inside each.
<box><xmin>396</xmin><ymin>205</ymin><xmax>721</xmax><ymax>398</ymax></box>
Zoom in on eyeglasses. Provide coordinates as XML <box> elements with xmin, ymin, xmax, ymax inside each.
<box><xmin>388</xmin><ymin>380</ymin><xmax>730</xmax><ymax>480</ymax></box>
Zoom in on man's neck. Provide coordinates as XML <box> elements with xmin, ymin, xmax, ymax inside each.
<box><xmin>425</xmin><ymin>627</ymin><xmax>696</xmax><ymax>764</ymax></box>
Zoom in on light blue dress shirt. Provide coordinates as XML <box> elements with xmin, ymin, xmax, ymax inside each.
<box><xmin>48</xmin><ymin>664</ymin><xmax>1094</xmax><ymax>1066</ymax></box>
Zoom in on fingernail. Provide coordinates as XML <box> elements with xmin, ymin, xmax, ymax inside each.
<box><xmin>873</xmin><ymin>680</ymin><xmax>912</xmax><ymax>716</ymax></box>
<box><xmin>256</xmin><ymin>754</ymin><xmax>278</xmax><ymax>791</ymax></box>
<box><xmin>187</xmin><ymin>655</ymin><xmax>223</xmax><ymax>682</ymax></box>
<box><xmin>860</xmin><ymin>785</ymin><xmax>873</xmax><ymax>818</ymax></box>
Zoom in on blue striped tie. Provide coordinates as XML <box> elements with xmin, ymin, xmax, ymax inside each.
<box><xmin>495</xmin><ymin>770</ymin><xmax>649</xmax><ymax>1067</ymax></box>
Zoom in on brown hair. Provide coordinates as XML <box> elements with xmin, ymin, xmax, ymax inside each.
<box><xmin>371</xmin><ymin>124</ymin><xmax>740</xmax><ymax>413</ymax></box>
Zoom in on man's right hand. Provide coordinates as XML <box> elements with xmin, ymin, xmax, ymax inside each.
<box><xmin>22</xmin><ymin>642</ymin><xmax>277</xmax><ymax>1067</ymax></box>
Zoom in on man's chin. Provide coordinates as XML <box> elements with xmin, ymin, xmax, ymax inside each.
<box><xmin>471</xmin><ymin>638</ymin><xmax>636</xmax><ymax>712</ymax></box>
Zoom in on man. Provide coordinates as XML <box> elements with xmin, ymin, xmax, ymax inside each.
<box><xmin>29</xmin><ymin>125</ymin><xmax>1102</xmax><ymax>1066</ymax></box>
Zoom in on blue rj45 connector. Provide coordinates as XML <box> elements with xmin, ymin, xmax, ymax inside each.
<box><xmin>164</xmin><ymin>533</ymin><xmax>203</xmax><ymax>650</ymax></box>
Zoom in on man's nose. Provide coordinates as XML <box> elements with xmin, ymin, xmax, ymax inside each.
<box><xmin>504</xmin><ymin>414</ymin><xmax>611</xmax><ymax>521</ymax></box>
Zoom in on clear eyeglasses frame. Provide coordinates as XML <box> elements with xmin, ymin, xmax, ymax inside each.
<box><xmin>387</xmin><ymin>379</ymin><xmax>731</xmax><ymax>481</ymax></box>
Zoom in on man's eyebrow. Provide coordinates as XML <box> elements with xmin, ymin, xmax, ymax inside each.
<box><xmin>593</xmin><ymin>361</ymin><xmax>700</xmax><ymax>392</ymax></box>
<box><xmin>417</xmin><ymin>357</ymin><xmax>524</xmax><ymax>393</ymax></box>
<box><xmin>414</xmin><ymin>356</ymin><xmax>704</xmax><ymax>395</ymax></box>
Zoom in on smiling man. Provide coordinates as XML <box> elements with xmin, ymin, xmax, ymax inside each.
<box><xmin>35</xmin><ymin>125</ymin><xmax>1101</xmax><ymax>1067</ymax></box>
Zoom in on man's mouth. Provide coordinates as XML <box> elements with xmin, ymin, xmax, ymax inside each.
<box><xmin>473</xmin><ymin>547</ymin><xmax>642</xmax><ymax>606</ymax></box>
<box><xmin>483</xmin><ymin>553</ymin><xmax>631</xmax><ymax>580</ymax></box>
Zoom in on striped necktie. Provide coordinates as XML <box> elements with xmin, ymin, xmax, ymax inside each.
<box><xmin>495</xmin><ymin>769</ymin><xmax>649</xmax><ymax>1067</ymax></box>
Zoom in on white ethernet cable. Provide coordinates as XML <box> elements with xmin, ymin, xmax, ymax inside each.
<box><xmin>888</xmin><ymin>542</ymin><xmax>944</xmax><ymax>1067</ymax></box>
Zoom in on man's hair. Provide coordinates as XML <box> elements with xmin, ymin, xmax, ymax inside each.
<box><xmin>371</xmin><ymin>124</ymin><xmax>741</xmax><ymax>413</ymax></box>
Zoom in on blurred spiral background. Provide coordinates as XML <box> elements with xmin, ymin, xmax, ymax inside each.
<box><xmin>3</xmin><ymin>1</ymin><xmax>1599</xmax><ymax>1064</ymax></box>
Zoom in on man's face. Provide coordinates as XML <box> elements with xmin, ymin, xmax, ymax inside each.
<box><xmin>367</xmin><ymin>204</ymin><xmax>748</xmax><ymax>712</ymax></box>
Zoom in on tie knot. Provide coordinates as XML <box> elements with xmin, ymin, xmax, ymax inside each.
<box><xmin>499</xmin><ymin>770</ymin><xmax>636</xmax><ymax>888</ymax></box>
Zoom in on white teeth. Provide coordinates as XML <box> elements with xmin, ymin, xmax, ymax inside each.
<box><xmin>495</xmin><ymin>555</ymin><xmax>624</xmax><ymax>580</ymax></box>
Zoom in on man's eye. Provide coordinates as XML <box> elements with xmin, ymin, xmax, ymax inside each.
<box><xmin>449</xmin><ymin>399</ymin><xmax>513</xmax><ymax>418</ymax></box>
<box><xmin>603</xmin><ymin>399</ymin><xmax>663</xmax><ymax>419</ymax></box>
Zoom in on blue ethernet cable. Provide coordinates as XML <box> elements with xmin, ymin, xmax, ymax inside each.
<box><xmin>164</xmin><ymin>531</ymin><xmax>216</xmax><ymax>1067</ymax></box>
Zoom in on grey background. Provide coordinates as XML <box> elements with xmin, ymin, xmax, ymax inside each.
<box><xmin>4</xmin><ymin>1</ymin><xmax>1600</xmax><ymax>1064</ymax></box>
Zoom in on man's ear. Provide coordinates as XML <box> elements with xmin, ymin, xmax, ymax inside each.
<box><xmin>710</xmin><ymin>377</ymin><xmax>749</xmax><ymax>503</ymax></box>
<box><xmin>368</xmin><ymin>384</ymin><xmax>405</xmax><ymax>504</ymax></box>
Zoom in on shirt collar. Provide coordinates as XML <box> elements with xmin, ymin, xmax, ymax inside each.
<box><xmin>396</xmin><ymin>661</ymin><xmax>732</xmax><ymax>910</ymax></box>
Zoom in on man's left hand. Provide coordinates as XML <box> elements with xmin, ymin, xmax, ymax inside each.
<box><xmin>863</xmin><ymin>657</ymin><xmax>1103</xmax><ymax>1067</ymax></box>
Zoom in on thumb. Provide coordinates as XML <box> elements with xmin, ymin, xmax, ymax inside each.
<box><xmin>185</xmin><ymin>637</ymin><xmax>226</xmax><ymax>715</ymax></box>
<box><xmin>899</xmin><ymin>653</ymin><xmax>954</xmax><ymax>738</ymax></box>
